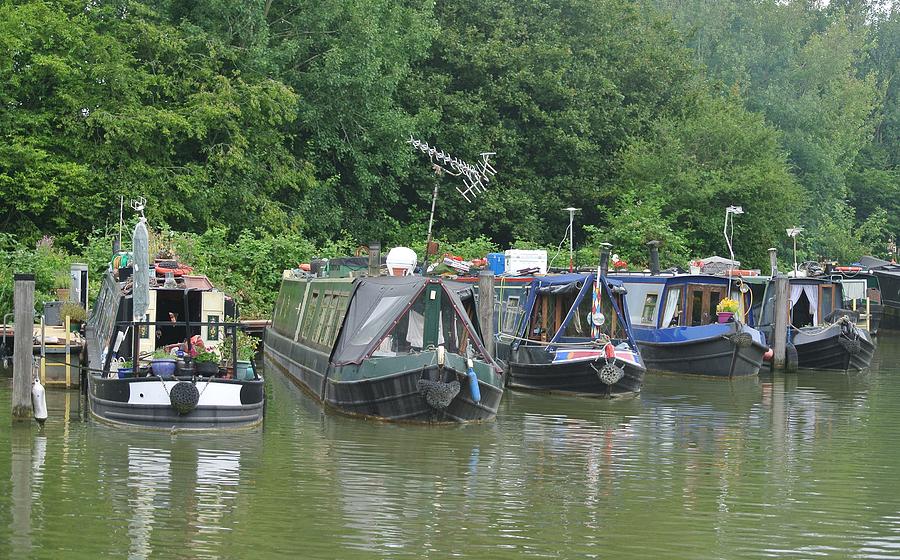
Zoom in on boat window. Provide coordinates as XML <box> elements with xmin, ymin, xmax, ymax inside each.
<box><xmin>690</xmin><ymin>289</ymin><xmax>704</xmax><ymax>326</ymax></box>
<box><xmin>709</xmin><ymin>291</ymin><xmax>722</xmax><ymax>322</ymax></box>
<box><xmin>316</xmin><ymin>292</ymin><xmax>347</xmax><ymax>347</ymax></box>
<box><xmin>348</xmin><ymin>295</ymin><xmax>406</xmax><ymax>349</ymax></box>
<box><xmin>503</xmin><ymin>296</ymin><xmax>521</xmax><ymax>334</ymax></box>
<box><xmin>640</xmin><ymin>293</ymin><xmax>659</xmax><ymax>325</ymax></box>
<box><xmin>661</xmin><ymin>287</ymin><xmax>682</xmax><ymax>327</ymax></box>
<box><xmin>841</xmin><ymin>279</ymin><xmax>866</xmax><ymax>302</ymax></box>
<box><xmin>820</xmin><ymin>285</ymin><xmax>835</xmax><ymax>320</ymax></box>
<box><xmin>299</xmin><ymin>290</ymin><xmax>321</xmax><ymax>343</ymax></box>
<box><xmin>564</xmin><ymin>291</ymin><xmax>592</xmax><ymax>338</ymax></box>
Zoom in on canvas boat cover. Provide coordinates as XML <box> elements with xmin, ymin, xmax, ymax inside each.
<box><xmin>331</xmin><ymin>276</ymin><xmax>494</xmax><ymax>367</ymax></box>
<box><xmin>516</xmin><ymin>273</ymin><xmax>635</xmax><ymax>348</ymax></box>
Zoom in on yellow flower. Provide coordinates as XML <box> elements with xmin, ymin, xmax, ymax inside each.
<box><xmin>717</xmin><ymin>298</ymin><xmax>739</xmax><ymax>314</ymax></box>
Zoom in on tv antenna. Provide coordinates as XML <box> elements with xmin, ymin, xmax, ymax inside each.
<box><xmin>408</xmin><ymin>136</ymin><xmax>497</xmax><ymax>268</ymax></box>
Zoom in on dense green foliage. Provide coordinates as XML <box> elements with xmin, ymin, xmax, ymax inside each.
<box><xmin>2</xmin><ymin>0</ymin><xmax>897</xmax><ymax>316</ymax></box>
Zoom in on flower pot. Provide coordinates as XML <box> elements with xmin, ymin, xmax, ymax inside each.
<box><xmin>717</xmin><ymin>312</ymin><xmax>734</xmax><ymax>324</ymax></box>
<box><xmin>69</xmin><ymin>321</ymin><xmax>81</xmax><ymax>333</ymax></box>
<box><xmin>194</xmin><ymin>361</ymin><xmax>219</xmax><ymax>376</ymax></box>
<box><xmin>235</xmin><ymin>360</ymin><xmax>254</xmax><ymax>380</ymax></box>
<box><xmin>151</xmin><ymin>358</ymin><xmax>177</xmax><ymax>379</ymax></box>
<box><xmin>117</xmin><ymin>368</ymin><xmax>133</xmax><ymax>379</ymax></box>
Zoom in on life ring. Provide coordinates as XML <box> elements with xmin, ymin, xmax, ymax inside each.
<box><xmin>155</xmin><ymin>263</ymin><xmax>193</xmax><ymax>277</ymax></box>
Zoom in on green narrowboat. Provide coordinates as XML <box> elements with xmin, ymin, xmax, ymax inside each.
<box><xmin>264</xmin><ymin>273</ymin><xmax>504</xmax><ymax>422</ymax></box>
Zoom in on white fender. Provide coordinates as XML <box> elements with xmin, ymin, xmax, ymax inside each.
<box><xmin>32</xmin><ymin>379</ymin><xmax>48</xmax><ymax>425</ymax></box>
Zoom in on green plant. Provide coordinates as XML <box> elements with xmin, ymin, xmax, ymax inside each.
<box><xmin>194</xmin><ymin>349</ymin><xmax>220</xmax><ymax>364</ymax></box>
<box><xmin>152</xmin><ymin>349</ymin><xmax>174</xmax><ymax>359</ymax></box>
<box><xmin>220</xmin><ymin>327</ymin><xmax>259</xmax><ymax>363</ymax></box>
<box><xmin>119</xmin><ymin>360</ymin><xmax>133</xmax><ymax>369</ymax></box>
<box><xmin>54</xmin><ymin>270</ymin><xmax>70</xmax><ymax>290</ymax></box>
<box><xmin>60</xmin><ymin>301</ymin><xmax>87</xmax><ymax>323</ymax></box>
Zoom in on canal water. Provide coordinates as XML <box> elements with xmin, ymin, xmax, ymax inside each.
<box><xmin>1</xmin><ymin>335</ymin><xmax>899</xmax><ymax>559</ymax></box>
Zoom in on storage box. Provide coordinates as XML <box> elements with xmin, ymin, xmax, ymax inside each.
<box><xmin>505</xmin><ymin>249</ymin><xmax>548</xmax><ymax>275</ymax></box>
<box><xmin>486</xmin><ymin>253</ymin><xmax>506</xmax><ymax>275</ymax></box>
<box><xmin>43</xmin><ymin>301</ymin><xmax>64</xmax><ymax>326</ymax></box>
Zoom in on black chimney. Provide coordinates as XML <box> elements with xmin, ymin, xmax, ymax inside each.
<box><xmin>647</xmin><ymin>240</ymin><xmax>661</xmax><ymax>275</ymax></box>
<box><xmin>368</xmin><ymin>241</ymin><xmax>381</xmax><ymax>277</ymax></box>
<box><xmin>598</xmin><ymin>243</ymin><xmax>612</xmax><ymax>277</ymax></box>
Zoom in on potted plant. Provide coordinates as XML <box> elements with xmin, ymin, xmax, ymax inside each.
<box><xmin>54</xmin><ymin>270</ymin><xmax>71</xmax><ymax>301</ymax></box>
<box><xmin>221</xmin><ymin>328</ymin><xmax>259</xmax><ymax>380</ymax></box>
<box><xmin>150</xmin><ymin>349</ymin><xmax>177</xmax><ymax>379</ymax></box>
<box><xmin>59</xmin><ymin>301</ymin><xmax>87</xmax><ymax>332</ymax></box>
<box><xmin>716</xmin><ymin>298</ymin><xmax>739</xmax><ymax>323</ymax></box>
<box><xmin>193</xmin><ymin>349</ymin><xmax>220</xmax><ymax>376</ymax></box>
<box><xmin>117</xmin><ymin>360</ymin><xmax>133</xmax><ymax>379</ymax></box>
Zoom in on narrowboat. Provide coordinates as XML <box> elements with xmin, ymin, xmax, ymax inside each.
<box><xmin>817</xmin><ymin>266</ymin><xmax>883</xmax><ymax>334</ymax></box>
<box><xmin>85</xmin><ymin>213</ymin><xmax>263</xmax><ymax>430</ymax></box>
<box><xmin>474</xmin><ymin>271</ymin><xmax>645</xmax><ymax>397</ymax></box>
<box><xmin>746</xmin><ymin>276</ymin><xmax>875</xmax><ymax>372</ymax></box>
<box><xmin>609</xmin><ymin>273</ymin><xmax>768</xmax><ymax>377</ymax></box>
<box><xmin>263</xmin><ymin>268</ymin><xmax>504</xmax><ymax>423</ymax></box>
<box><xmin>859</xmin><ymin>257</ymin><xmax>900</xmax><ymax>331</ymax></box>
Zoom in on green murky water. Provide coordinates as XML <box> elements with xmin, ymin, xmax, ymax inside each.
<box><xmin>1</xmin><ymin>335</ymin><xmax>900</xmax><ymax>559</ymax></box>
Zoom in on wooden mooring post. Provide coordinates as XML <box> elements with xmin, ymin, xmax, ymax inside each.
<box><xmin>772</xmin><ymin>274</ymin><xmax>789</xmax><ymax>371</ymax></box>
<box><xmin>477</xmin><ymin>270</ymin><xmax>496</xmax><ymax>358</ymax></box>
<box><xmin>12</xmin><ymin>274</ymin><xmax>34</xmax><ymax>420</ymax></box>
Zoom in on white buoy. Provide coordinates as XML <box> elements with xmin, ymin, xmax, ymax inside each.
<box><xmin>32</xmin><ymin>378</ymin><xmax>47</xmax><ymax>426</ymax></box>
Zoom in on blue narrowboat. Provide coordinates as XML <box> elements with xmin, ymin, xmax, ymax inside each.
<box><xmin>610</xmin><ymin>274</ymin><xmax>768</xmax><ymax>377</ymax></box>
<box><xmin>474</xmin><ymin>272</ymin><xmax>645</xmax><ymax>397</ymax></box>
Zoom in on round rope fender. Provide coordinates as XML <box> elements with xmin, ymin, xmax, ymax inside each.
<box><xmin>730</xmin><ymin>332</ymin><xmax>754</xmax><ymax>348</ymax></box>
<box><xmin>170</xmin><ymin>381</ymin><xmax>200</xmax><ymax>415</ymax></box>
<box><xmin>417</xmin><ymin>379</ymin><xmax>461</xmax><ymax>410</ymax></box>
<box><xmin>597</xmin><ymin>363</ymin><xmax>625</xmax><ymax>385</ymax></box>
<box><xmin>839</xmin><ymin>336</ymin><xmax>861</xmax><ymax>355</ymax></box>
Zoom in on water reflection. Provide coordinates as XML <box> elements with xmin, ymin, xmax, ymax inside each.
<box><xmin>1</xmin><ymin>335</ymin><xmax>900</xmax><ymax>559</ymax></box>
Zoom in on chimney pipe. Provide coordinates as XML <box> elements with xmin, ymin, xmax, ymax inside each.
<box><xmin>598</xmin><ymin>243</ymin><xmax>612</xmax><ymax>277</ymax></box>
<box><xmin>368</xmin><ymin>242</ymin><xmax>381</xmax><ymax>277</ymax></box>
<box><xmin>647</xmin><ymin>240</ymin><xmax>661</xmax><ymax>275</ymax></box>
<box><xmin>768</xmin><ymin>247</ymin><xmax>778</xmax><ymax>276</ymax></box>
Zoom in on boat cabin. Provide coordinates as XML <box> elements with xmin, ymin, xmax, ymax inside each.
<box><xmin>746</xmin><ymin>277</ymin><xmax>845</xmax><ymax>330</ymax></box>
<box><xmin>490</xmin><ymin>273</ymin><xmax>635</xmax><ymax>350</ymax></box>
<box><xmin>616</xmin><ymin>275</ymin><xmax>744</xmax><ymax>329</ymax></box>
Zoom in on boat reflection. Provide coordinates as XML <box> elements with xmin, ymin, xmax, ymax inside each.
<box><xmin>85</xmin><ymin>427</ymin><xmax>261</xmax><ymax>559</ymax></box>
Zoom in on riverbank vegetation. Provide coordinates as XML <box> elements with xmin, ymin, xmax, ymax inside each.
<box><xmin>1</xmin><ymin>0</ymin><xmax>897</xmax><ymax>317</ymax></box>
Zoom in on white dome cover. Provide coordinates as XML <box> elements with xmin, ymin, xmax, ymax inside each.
<box><xmin>386</xmin><ymin>247</ymin><xmax>417</xmax><ymax>276</ymax></box>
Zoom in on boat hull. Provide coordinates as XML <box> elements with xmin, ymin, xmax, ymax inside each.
<box><xmin>499</xmin><ymin>344</ymin><xmax>645</xmax><ymax>397</ymax></box>
<box><xmin>793</xmin><ymin>322</ymin><xmax>876</xmax><ymax>372</ymax></box>
<box><xmin>88</xmin><ymin>375</ymin><xmax>265</xmax><ymax>430</ymax></box>
<box><xmin>264</xmin><ymin>330</ymin><xmax>502</xmax><ymax>423</ymax></box>
<box><xmin>633</xmin><ymin>323</ymin><xmax>767</xmax><ymax>378</ymax></box>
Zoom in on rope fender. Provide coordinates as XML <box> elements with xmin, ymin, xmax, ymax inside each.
<box><xmin>169</xmin><ymin>381</ymin><xmax>200</xmax><ymax>415</ymax></box>
<box><xmin>729</xmin><ymin>332</ymin><xmax>754</xmax><ymax>348</ymax></box>
<box><xmin>417</xmin><ymin>379</ymin><xmax>461</xmax><ymax>410</ymax></box>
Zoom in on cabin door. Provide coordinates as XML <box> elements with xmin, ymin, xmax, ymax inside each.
<box><xmin>138</xmin><ymin>290</ymin><xmax>157</xmax><ymax>356</ymax></box>
<box><xmin>201</xmin><ymin>291</ymin><xmax>225</xmax><ymax>351</ymax></box>
<box><xmin>685</xmin><ymin>285</ymin><xmax>727</xmax><ymax>326</ymax></box>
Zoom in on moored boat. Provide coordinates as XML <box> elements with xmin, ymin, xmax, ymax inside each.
<box><xmin>263</xmin><ymin>266</ymin><xmax>504</xmax><ymax>423</ymax></box>
<box><xmin>469</xmin><ymin>267</ymin><xmax>645</xmax><ymax>397</ymax></box>
<box><xmin>747</xmin><ymin>276</ymin><xmax>875</xmax><ymax>372</ymax></box>
<box><xmin>610</xmin><ymin>273</ymin><xmax>768</xmax><ymax>377</ymax></box>
<box><xmin>85</xmin><ymin>211</ymin><xmax>264</xmax><ymax>430</ymax></box>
